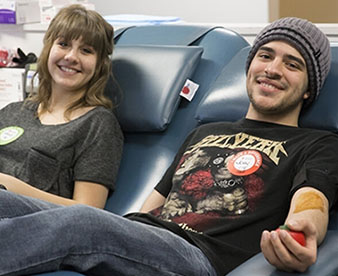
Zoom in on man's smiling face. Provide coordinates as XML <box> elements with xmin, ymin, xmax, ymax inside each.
<box><xmin>246</xmin><ymin>40</ymin><xmax>309</xmax><ymax>118</ymax></box>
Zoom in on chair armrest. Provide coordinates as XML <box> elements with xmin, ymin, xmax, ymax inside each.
<box><xmin>226</xmin><ymin>230</ymin><xmax>338</xmax><ymax>276</ymax></box>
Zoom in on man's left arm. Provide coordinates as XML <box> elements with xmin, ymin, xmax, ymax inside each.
<box><xmin>260</xmin><ymin>186</ymin><xmax>329</xmax><ymax>272</ymax></box>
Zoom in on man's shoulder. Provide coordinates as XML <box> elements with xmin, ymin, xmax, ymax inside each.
<box><xmin>195</xmin><ymin>120</ymin><xmax>240</xmax><ymax>131</ymax></box>
<box><xmin>298</xmin><ymin>126</ymin><xmax>338</xmax><ymax>142</ymax></box>
<box><xmin>192</xmin><ymin>119</ymin><xmax>338</xmax><ymax>142</ymax></box>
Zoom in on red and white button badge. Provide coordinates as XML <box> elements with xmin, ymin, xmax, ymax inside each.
<box><xmin>180</xmin><ymin>79</ymin><xmax>199</xmax><ymax>101</ymax></box>
<box><xmin>227</xmin><ymin>150</ymin><xmax>262</xmax><ymax>176</ymax></box>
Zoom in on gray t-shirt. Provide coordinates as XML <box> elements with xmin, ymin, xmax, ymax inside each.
<box><xmin>0</xmin><ymin>101</ymin><xmax>123</xmax><ymax>198</ymax></box>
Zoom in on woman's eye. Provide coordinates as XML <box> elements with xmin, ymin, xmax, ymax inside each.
<box><xmin>82</xmin><ymin>48</ymin><xmax>93</xmax><ymax>54</ymax></box>
<box><xmin>81</xmin><ymin>46</ymin><xmax>95</xmax><ymax>54</ymax></box>
<box><xmin>58</xmin><ymin>41</ymin><xmax>68</xmax><ymax>47</ymax></box>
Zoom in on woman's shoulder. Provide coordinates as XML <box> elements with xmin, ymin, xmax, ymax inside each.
<box><xmin>84</xmin><ymin>106</ymin><xmax>118</xmax><ymax>122</ymax></box>
<box><xmin>79</xmin><ymin>106</ymin><xmax>122</xmax><ymax>131</ymax></box>
<box><xmin>77</xmin><ymin>106</ymin><xmax>123</xmax><ymax>142</ymax></box>
<box><xmin>1</xmin><ymin>101</ymin><xmax>23</xmax><ymax>111</ymax></box>
<box><xmin>0</xmin><ymin>100</ymin><xmax>37</xmax><ymax>114</ymax></box>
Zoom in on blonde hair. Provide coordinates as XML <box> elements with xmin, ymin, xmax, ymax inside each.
<box><xmin>28</xmin><ymin>4</ymin><xmax>115</xmax><ymax>119</ymax></box>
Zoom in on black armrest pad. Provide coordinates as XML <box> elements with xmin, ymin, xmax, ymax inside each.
<box><xmin>226</xmin><ymin>230</ymin><xmax>338</xmax><ymax>276</ymax></box>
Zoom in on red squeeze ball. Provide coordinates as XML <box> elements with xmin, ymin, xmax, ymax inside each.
<box><xmin>276</xmin><ymin>225</ymin><xmax>306</xmax><ymax>246</ymax></box>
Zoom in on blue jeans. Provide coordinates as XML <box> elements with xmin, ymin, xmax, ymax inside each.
<box><xmin>0</xmin><ymin>191</ymin><xmax>217</xmax><ymax>276</ymax></box>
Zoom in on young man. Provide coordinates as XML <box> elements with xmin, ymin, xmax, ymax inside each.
<box><xmin>0</xmin><ymin>17</ymin><xmax>337</xmax><ymax>276</ymax></box>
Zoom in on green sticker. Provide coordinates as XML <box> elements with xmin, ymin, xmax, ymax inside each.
<box><xmin>0</xmin><ymin>126</ymin><xmax>24</xmax><ymax>145</ymax></box>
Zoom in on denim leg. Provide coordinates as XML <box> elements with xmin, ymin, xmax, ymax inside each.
<box><xmin>0</xmin><ymin>190</ymin><xmax>60</xmax><ymax>219</ymax></box>
<box><xmin>0</xmin><ymin>204</ymin><xmax>217</xmax><ymax>276</ymax></box>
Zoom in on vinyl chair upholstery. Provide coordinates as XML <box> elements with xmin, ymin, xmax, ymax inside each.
<box><xmin>195</xmin><ymin>44</ymin><xmax>338</xmax><ymax>276</ymax></box>
<box><xmin>34</xmin><ymin>24</ymin><xmax>249</xmax><ymax>275</ymax></box>
<box><xmin>105</xmin><ymin>24</ymin><xmax>249</xmax><ymax>215</ymax></box>
<box><xmin>112</xmin><ymin>44</ymin><xmax>204</xmax><ymax>132</ymax></box>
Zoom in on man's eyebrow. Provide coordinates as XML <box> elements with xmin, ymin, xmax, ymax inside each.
<box><xmin>258</xmin><ymin>46</ymin><xmax>306</xmax><ymax>69</ymax></box>
<box><xmin>257</xmin><ymin>46</ymin><xmax>275</xmax><ymax>54</ymax></box>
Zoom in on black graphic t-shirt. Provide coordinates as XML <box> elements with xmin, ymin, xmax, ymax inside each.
<box><xmin>127</xmin><ymin>119</ymin><xmax>338</xmax><ymax>275</ymax></box>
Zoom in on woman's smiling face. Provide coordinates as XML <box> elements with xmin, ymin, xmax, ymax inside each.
<box><xmin>47</xmin><ymin>37</ymin><xmax>97</xmax><ymax>94</ymax></box>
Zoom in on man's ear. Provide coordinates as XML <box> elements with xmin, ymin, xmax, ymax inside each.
<box><xmin>303</xmin><ymin>91</ymin><xmax>310</xmax><ymax>100</ymax></box>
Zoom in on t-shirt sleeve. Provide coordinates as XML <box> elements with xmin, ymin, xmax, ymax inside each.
<box><xmin>73</xmin><ymin>109</ymin><xmax>124</xmax><ymax>191</ymax></box>
<box><xmin>291</xmin><ymin>134</ymin><xmax>338</xmax><ymax>209</ymax></box>
<box><xmin>155</xmin><ymin>128</ymin><xmax>198</xmax><ymax>197</ymax></box>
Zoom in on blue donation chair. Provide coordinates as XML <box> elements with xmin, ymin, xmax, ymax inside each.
<box><xmin>34</xmin><ymin>26</ymin><xmax>338</xmax><ymax>276</ymax></box>
<box><xmin>106</xmin><ymin>24</ymin><xmax>250</xmax><ymax>215</ymax></box>
<box><xmin>34</xmin><ymin>24</ymin><xmax>249</xmax><ymax>275</ymax></box>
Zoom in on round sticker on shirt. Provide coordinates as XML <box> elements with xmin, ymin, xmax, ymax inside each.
<box><xmin>227</xmin><ymin>150</ymin><xmax>262</xmax><ymax>176</ymax></box>
<box><xmin>0</xmin><ymin>126</ymin><xmax>24</xmax><ymax>145</ymax></box>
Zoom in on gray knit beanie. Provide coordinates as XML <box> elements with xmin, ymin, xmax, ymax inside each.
<box><xmin>246</xmin><ymin>17</ymin><xmax>331</xmax><ymax>108</ymax></box>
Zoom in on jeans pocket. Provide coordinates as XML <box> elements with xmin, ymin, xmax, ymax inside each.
<box><xmin>17</xmin><ymin>148</ymin><xmax>60</xmax><ymax>192</ymax></box>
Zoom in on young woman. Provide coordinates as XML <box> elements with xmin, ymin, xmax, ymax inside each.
<box><xmin>0</xmin><ymin>4</ymin><xmax>123</xmax><ymax>209</ymax></box>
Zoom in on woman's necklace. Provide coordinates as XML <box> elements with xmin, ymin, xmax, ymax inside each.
<box><xmin>38</xmin><ymin>105</ymin><xmax>67</xmax><ymax>125</ymax></box>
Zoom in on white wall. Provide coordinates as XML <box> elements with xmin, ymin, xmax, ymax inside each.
<box><xmin>7</xmin><ymin>1</ymin><xmax>338</xmax><ymax>55</ymax></box>
<box><xmin>0</xmin><ymin>0</ymin><xmax>269</xmax><ymax>56</ymax></box>
<box><xmin>92</xmin><ymin>0</ymin><xmax>269</xmax><ymax>23</ymax></box>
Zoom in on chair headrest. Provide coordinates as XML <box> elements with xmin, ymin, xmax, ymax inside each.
<box><xmin>195</xmin><ymin>46</ymin><xmax>250</xmax><ymax>123</ymax></box>
<box><xmin>300</xmin><ymin>45</ymin><xmax>338</xmax><ymax>132</ymax></box>
<box><xmin>111</xmin><ymin>45</ymin><xmax>203</xmax><ymax>132</ymax></box>
<box><xmin>195</xmin><ymin>45</ymin><xmax>338</xmax><ymax>133</ymax></box>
